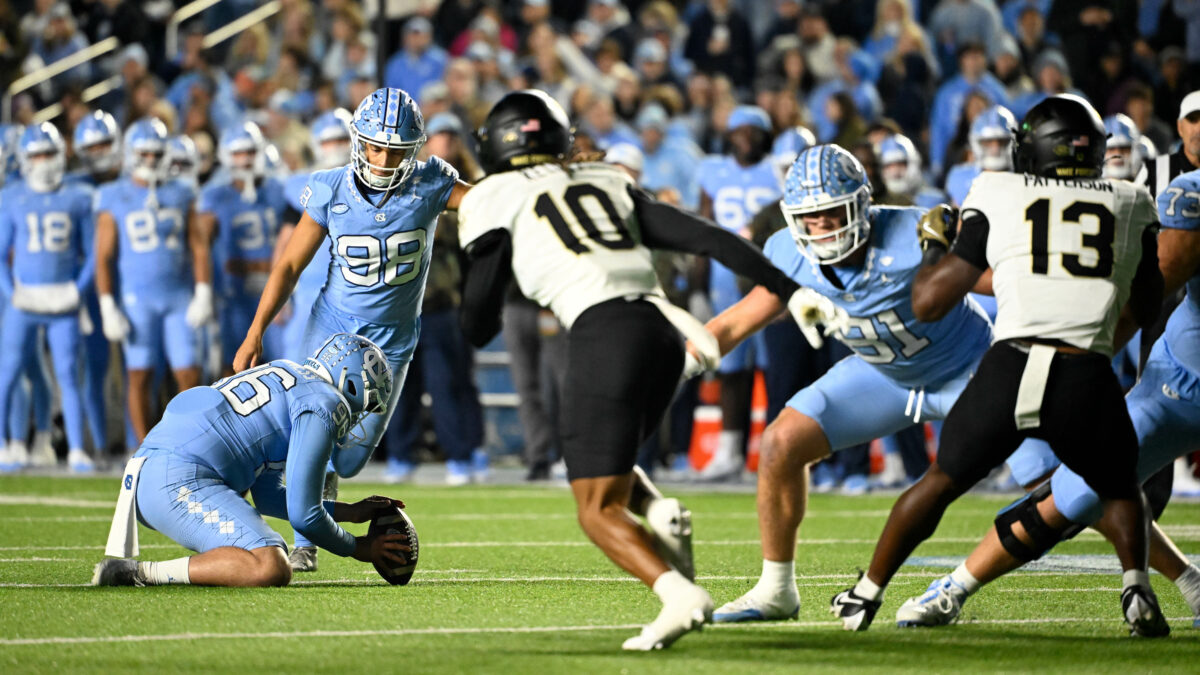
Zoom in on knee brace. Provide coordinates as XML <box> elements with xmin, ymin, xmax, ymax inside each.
<box><xmin>993</xmin><ymin>481</ymin><xmax>1084</xmax><ymax>563</ymax></box>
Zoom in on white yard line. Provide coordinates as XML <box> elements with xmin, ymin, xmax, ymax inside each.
<box><xmin>0</xmin><ymin>496</ymin><xmax>113</xmax><ymax>508</ymax></box>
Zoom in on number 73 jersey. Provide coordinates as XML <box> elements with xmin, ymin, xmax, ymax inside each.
<box><xmin>456</xmin><ymin>162</ymin><xmax>661</xmax><ymax>329</ymax></box>
<box><xmin>963</xmin><ymin>172</ymin><xmax>1158</xmax><ymax>356</ymax></box>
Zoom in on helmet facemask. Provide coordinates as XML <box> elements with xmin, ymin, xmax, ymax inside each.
<box><xmin>782</xmin><ymin>193</ymin><xmax>871</xmax><ymax>264</ymax></box>
<box><xmin>350</xmin><ymin>127</ymin><xmax>425</xmax><ymax>192</ymax></box>
<box><xmin>20</xmin><ymin>148</ymin><xmax>65</xmax><ymax>192</ymax></box>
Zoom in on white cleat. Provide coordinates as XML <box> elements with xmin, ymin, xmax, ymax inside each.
<box><xmin>92</xmin><ymin>558</ymin><xmax>144</xmax><ymax>586</ymax></box>
<box><xmin>289</xmin><ymin>546</ymin><xmax>319</xmax><ymax>572</ymax></box>
<box><xmin>896</xmin><ymin>575</ymin><xmax>967</xmax><ymax>627</ymax></box>
<box><xmin>712</xmin><ymin>590</ymin><xmax>800</xmax><ymax>623</ymax></box>
<box><xmin>67</xmin><ymin>450</ymin><xmax>94</xmax><ymax>473</ymax></box>
<box><xmin>4</xmin><ymin>440</ymin><xmax>30</xmax><ymax>471</ymax></box>
<box><xmin>29</xmin><ymin>433</ymin><xmax>57</xmax><ymax>467</ymax></box>
<box><xmin>622</xmin><ymin>586</ymin><xmax>713</xmax><ymax>651</ymax></box>
<box><xmin>646</xmin><ymin>498</ymin><xmax>694</xmax><ymax>581</ymax></box>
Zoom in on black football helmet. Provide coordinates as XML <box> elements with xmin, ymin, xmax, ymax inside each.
<box><xmin>476</xmin><ymin>90</ymin><xmax>573</xmax><ymax>175</ymax></box>
<box><xmin>1013</xmin><ymin>94</ymin><xmax>1107</xmax><ymax>178</ymax></box>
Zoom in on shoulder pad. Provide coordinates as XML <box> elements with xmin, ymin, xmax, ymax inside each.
<box><xmin>1157</xmin><ymin>176</ymin><xmax>1200</xmax><ymax>230</ymax></box>
<box><xmin>421</xmin><ymin>155</ymin><xmax>460</xmax><ymax>182</ymax></box>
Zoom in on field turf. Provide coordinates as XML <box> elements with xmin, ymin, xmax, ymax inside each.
<box><xmin>0</xmin><ymin>475</ymin><xmax>1197</xmax><ymax>673</ymax></box>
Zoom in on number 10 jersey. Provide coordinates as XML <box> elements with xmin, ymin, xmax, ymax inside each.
<box><xmin>962</xmin><ymin>172</ymin><xmax>1158</xmax><ymax>356</ymax></box>
<box><xmin>456</xmin><ymin>162</ymin><xmax>661</xmax><ymax>329</ymax></box>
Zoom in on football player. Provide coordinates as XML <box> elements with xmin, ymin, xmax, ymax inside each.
<box><xmin>865</xmin><ymin>166</ymin><xmax>1200</xmax><ymax>631</ymax></box>
<box><xmin>1103</xmin><ymin>113</ymin><xmax>1155</xmax><ymax>183</ymax></box>
<box><xmin>194</xmin><ymin>121</ymin><xmax>287</xmax><ymax>374</ymax></box>
<box><xmin>701</xmin><ymin>144</ymin><xmax>1058</xmax><ymax>624</ymax></box>
<box><xmin>695</xmin><ymin>106</ymin><xmax>784</xmax><ymax>480</ymax></box>
<box><xmin>165</xmin><ymin>135</ymin><xmax>201</xmax><ymax>189</ymax></box>
<box><xmin>835</xmin><ymin>95</ymin><xmax>1168</xmax><ymax>637</ymax></box>
<box><xmin>232</xmin><ymin>88</ymin><xmax>471</xmax><ymax>572</ymax></box>
<box><xmin>943</xmin><ymin>105</ymin><xmax>1017</xmax><ymax>207</ymax></box>
<box><xmin>94</xmin><ymin>117</ymin><xmax>207</xmax><ymax>443</ymax></box>
<box><xmin>0</xmin><ymin>123</ymin><xmax>96</xmax><ymax>471</ymax></box>
<box><xmin>878</xmin><ymin>134</ymin><xmax>947</xmax><ymax>209</ymax></box>
<box><xmin>456</xmin><ymin>90</ymin><xmax>817</xmax><ymax>650</ymax></box>
<box><xmin>92</xmin><ymin>333</ymin><xmax>409</xmax><ymax>588</ymax></box>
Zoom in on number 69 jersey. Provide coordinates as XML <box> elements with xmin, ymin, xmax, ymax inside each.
<box><xmin>139</xmin><ymin>359</ymin><xmax>351</xmax><ymax>494</ymax></box>
<box><xmin>299</xmin><ymin>160</ymin><xmax>459</xmax><ymax>329</ymax></box>
<box><xmin>95</xmin><ymin>178</ymin><xmax>196</xmax><ymax>293</ymax></box>
<box><xmin>961</xmin><ymin>172</ymin><xmax>1158</xmax><ymax>356</ymax></box>
<box><xmin>456</xmin><ymin>162</ymin><xmax>661</xmax><ymax>329</ymax></box>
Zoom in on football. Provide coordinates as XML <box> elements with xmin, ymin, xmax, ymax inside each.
<box><xmin>367</xmin><ymin>505</ymin><xmax>419</xmax><ymax>585</ymax></box>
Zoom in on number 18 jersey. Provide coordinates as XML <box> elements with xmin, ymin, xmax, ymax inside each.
<box><xmin>962</xmin><ymin>172</ymin><xmax>1157</xmax><ymax>356</ymax></box>
<box><xmin>456</xmin><ymin>162</ymin><xmax>661</xmax><ymax>329</ymax></box>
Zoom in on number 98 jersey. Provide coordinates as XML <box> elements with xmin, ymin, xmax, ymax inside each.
<box><xmin>95</xmin><ymin>178</ymin><xmax>196</xmax><ymax>294</ymax></box>
<box><xmin>456</xmin><ymin>162</ymin><xmax>660</xmax><ymax>329</ymax></box>
<box><xmin>962</xmin><ymin>172</ymin><xmax>1158</xmax><ymax>356</ymax></box>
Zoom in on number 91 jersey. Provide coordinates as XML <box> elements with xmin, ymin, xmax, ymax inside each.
<box><xmin>300</xmin><ymin>161</ymin><xmax>459</xmax><ymax>327</ymax></box>
<box><xmin>963</xmin><ymin>172</ymin><xmax>1157</xmax><ymax>356</ymax></box>
<box><xmin>456</xmin><ymin>162</ymin><xmax>661</xmax><ymax>329</ymax></box>
<box><xmin>95</xmin><ymin>178</ymin><xmax>196</xmax><ymax>293</ymax></box>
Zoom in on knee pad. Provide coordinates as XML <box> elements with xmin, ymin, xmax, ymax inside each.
<box><xmin>993</xmin><ymin>481</ymin><xmax>1083</xmax><ymax>563</ymax></box>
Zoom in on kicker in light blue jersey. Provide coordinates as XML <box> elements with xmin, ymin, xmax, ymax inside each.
<box><xmin>282</xmin><ymin>171</ymin><xmax>333</xmax><ymax>361</ymax></box>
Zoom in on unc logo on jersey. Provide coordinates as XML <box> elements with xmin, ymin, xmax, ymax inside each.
<box><xmin>375</xmin><ymin>213</ymin><xmax>386</xmax><ymax>222</ymax></box>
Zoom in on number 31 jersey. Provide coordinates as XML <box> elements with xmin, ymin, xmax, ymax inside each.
<box><xmin>962</xmin><ymin>172</ymin><xmax>1157</xmax><ymax>356</ymax></box>
<box><xmin>456</xmin><ymin>162</ymin><xmax>661</xmax><ymax>329</ymax></box>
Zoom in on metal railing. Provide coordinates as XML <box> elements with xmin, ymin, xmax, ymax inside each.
<box><xmin>203</xmin><ymin>2</ymin><xmax>281</xmax><ymax>50</ymax></box>
<box><xmin>3</xmin><ymin>37</ymin><xmax>119</xmax><ymax>124</ymax></box>
<box><xmin>165</xmin><ymin>0</ymin><xmax>223</xmax><ymax>61</ymax></box>
<box><xmin>32</xmin><ymin>75</ymin><xmax>123</xmax><ymax>125</ymax></box>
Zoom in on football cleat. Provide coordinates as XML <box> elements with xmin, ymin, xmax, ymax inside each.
<box><xmin>831</xmin><ymin>582</ymin><xmax>882</xmax><ymax>631</ymax></box>
<box><xmin>896</xmin><ymin>575</ymin><xmax>967</xmax><ymax>627</ymax></box>
<box><xmin>3</xmin><ymin>440</ymin><xmax>29</xmax><ymax>471</ymax></box>
<box><xmin>446</xmin><ymin>460</ymin><xmax>471</xmax><ymax>486</ymax></box>
<box><xmin>289</xmin><ymin>546</ymin><xmax>319</xmax><ymax>573</ymax></box>
<box><xmin>92</xmin><ymin>558</ymin><xmax>144</xmax><ymax>586</ymax></box>
<box><xmin>646</xmin><ymin>498</ymin><xmax>695</xmax><ymax>582</ymax></box>
<box><xmin>29</xmin><ymin>432</ymin><xmax>56</xmax><ymax>467</ymax></box>
<box><xmin>1122</xmin><ymin>585</ymin><xmax>1170</xmax><ymax>638</ymax></box>
<box><xmin>621</xmin><ymin>585</ymin><xmax>713</xmax><ymax>651</ymax></box>
<box><xmin>67</xmin><ymin>449</ymin><xmax>94</xmax><ymax>473</ymax></box>
<box><xmin>713</xmin><ymin>590</ymin><xmax>800</xmax><ymax>623</ymax></box>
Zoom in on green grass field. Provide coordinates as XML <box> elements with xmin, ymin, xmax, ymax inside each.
<box><xmin>0</xmin><ymin>475</ymin><xmax>1197</xmax><ymax>673</ymax></box>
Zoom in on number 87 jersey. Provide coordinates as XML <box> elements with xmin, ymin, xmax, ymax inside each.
<box><xmin>95</xmin><ymin>178</ymin><xmax>196</xmax><ymax>294</ymax></box>
<box><xmin>962</xmin><ymin>171</ymin><xmax>1158</xmax><ymax>356</ymax></box>
<box><xmin>299</xmin><ymin>161</ymin><xmax>459</xmax><ymax>331</ymax></box>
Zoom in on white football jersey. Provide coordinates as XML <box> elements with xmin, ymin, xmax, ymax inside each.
<box><xmin>456</xmin><ymin>162</ymin><xmax>663</xmax><ymax>329</ymax></box>
<box><xmin>962</xmin><ymin>172</ymin><xmax>1157</xmax><ymax>356</ymax></box>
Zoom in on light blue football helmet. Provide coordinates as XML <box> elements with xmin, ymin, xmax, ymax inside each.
<box><xmin>350</xmin><ymin>87</ymin><xmax>425</xmax><ymax>191</ymax></box>
<box><xmin>772</xmin><ymin>125</ymin><xmax>817</xmax><ymax>172</ymax></box>
<box><xmin>74</xmin><ymin>110</ymin><xmax>122</xmax><ymax>175</ymax></box>
<box><xmin>304</xmin><ymin>333</ymin><xmax>393</xmax><ymax>423</ymax></box>
<box><xmin>165</xmin><ymin>135</ymin><xmax>199</xmax><ymax>185</ymax></box>
<box><xmin>310</xmin><ymin>108</ymin><xmax>353</xmax><ymax>170</ymax></box>
<box><xmin>878</xmin><ymin>134</ymin><xmax>923</xmax><ymax>198</ymax></box>
<box><xmin>781</xmin><ymin>144</ymin><xmax>872</xmax><ymax>264</ymax></box>
<box><xmin>18</xmin><ymin>122</ymin><xmax>67</xmax><ymax>192</ymax></box>
<box><xmin>0</xmin><ymin>124</ymin><xmax>26</xmax><ymax>185</ymax></box>
<box><xmin>218</xmin><ymin>120</ymin><xmax>267</xmax><ymax>182</ymax></box>
<box><xmin>969</xmin><ymin>105</ymin><xmax>1017</xmax><ymax>171</ymax></box>
<box><xmin>727</xmin><ymin>105</ymin><xmax>772</xmax><ymax>132</ymax></box>
<box><xmin>123</xmin><ymin>117</ymin><xmax>170</xmax><ymax>184</ymax></box>
<box><xmin>1103</xmin><ymin>113</ymin><xmax>1146</xmax><ymax>180</ymax></box>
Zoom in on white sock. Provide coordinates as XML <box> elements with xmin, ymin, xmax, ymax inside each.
<box><xmin>1173</xmin><ymin>564</ymin><xmax>1200</xmax><ymax>614</ymax></box>
<box><xmin>1122</xmin><ymin>568</ymin><xmax>1151</xmax><ymax>591</ymax></box>
<box><xmin>753</xmin><ymin>559</ymin><xmax>796</xmax><ymax>597</ymax></box>
<box><xmin>949</xmin><ymin>563</ymin><xmax>981</xmax><ymax>595</ymax></box>
<box><xmin>138</xmin><ymin>557</ymin><xmax>191</xmax><ymax>585</ymax></box>
<box><xmin>853</xmin><ymin>575</ymin><xmax>884</xmax><ymax>601</ymax></box>
<box><xmin>652</xmin><ymin>569</ymin><xmax>695</xmax><ymax>604</ymax></box>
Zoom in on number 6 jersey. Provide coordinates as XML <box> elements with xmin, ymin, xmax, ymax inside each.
<box><xmin>456</xmin><ymin>162</ymin><xmax>660</xmax><ymax>329</ymax></box>
<box><xmin>959</xmin><ymin>172</ymin><xmax>1158</xmax><ymax>356</ymax></box>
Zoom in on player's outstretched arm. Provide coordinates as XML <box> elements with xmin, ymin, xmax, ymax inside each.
<box><xmin>911</xmin><ymin>209</ymin><xmax>985</xmax><ymax>321</ymax></box>
<box><xmin>442</xmin><ymin>180</ymin><xmax>473</xmax><ymax>211</ymax></box>
<box><xmin>234</xmin><ymin>213</ymin><xmax>325</xmax><ymax>370</ymax></box>
<box><xmin>704</xmin><ymin>285</ymin><xmax>787</xmax><ymax>357</ymax></box>
<box><xmin>283</xmin><ymin>412</ymin><xmax>359</xmax><ymax>556</ymax></box>
<box><xmin>459</xmin><ymin>228</ymin><xmax>514</xmax><ymax>348</ymax></box>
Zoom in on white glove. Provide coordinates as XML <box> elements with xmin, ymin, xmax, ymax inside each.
<box><xmin>682</xmin><ymin>350</ymin><xmax>708</xmax><ymax>379</ymax></box>
<box><xmin>186</xmin><ymin>282</ymin><xmax>214</xmax><ymax>328</ymax></box>
<box><xmin>78</xmin><ymin>304</ymin><xmax>94</xmax><ymax>336</ymax></box>
<box><xmin>786</xmin><ymin>288</ymin><xmax>850</xmax><ymax>349</ymax></box>
<box><xmin>11</xmin><ymin>281</ymin><xmax>79</xmax><ymax>314</ymax></box>
<box><xmin>99</xmin><ymin>294</ymin><xmax>130</xmax><ymax>342</ymax></box>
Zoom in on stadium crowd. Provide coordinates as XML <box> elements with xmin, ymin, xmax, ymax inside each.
<box><xmin>1</xmin><ymin>0</ymin><xmax>1198</xmax><ymax>492</ymax></box>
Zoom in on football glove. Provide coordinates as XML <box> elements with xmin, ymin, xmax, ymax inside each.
<box><xmin>186</xmin><ymin>282</ymin><xmax>214</xmax><ymax>328</ymax></box>
<box><xmin>917</xmin><ymin>204</ymin><xmax>959</xmax><ymax>251</ymax></box>
<box><xmin>99</xmin><ymin>294</ymin><xmax>130</xmax><ymax>342</ymax></box>
<box><xmin>786</xmin><ymin>288</ymin><xmax>850</xmax><ymax>350</ymax></box>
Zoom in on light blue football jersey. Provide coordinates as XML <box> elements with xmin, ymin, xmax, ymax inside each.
<box><xmin>944</xmin><ymin>163</ymin><xmax>981</xmax><ymax>207</ymax></box>
<box><xmin>298</xmin><ymin>159</ymin><xmax>458</xmax><ymax>333</ymax></box>
<box><xmin>696</xmin><ymin>155</ymin><xmax>783</xmax><ymax>302</ymax></box>
<box><xmin>140</xmin><ymin>359</ymin><xmax>351</xmax><ymax>493</ymax></box>
<box><xmin>285</xmin><ymin>171</ymin><xmax>333</xmax><ymax>297</ymax></box>
<box><xmin>95</xmin><ymin>178</ymin><xmax>196</xmax><ymax>293</ymax></box>
<box><xmin>0</xmin><ymin>180</ymin><xmax>93</xmax><ymax>286</ymax></box>
<box><xmin>1158</xmin><ymin>171</ymin><xmax>1200</xmax><ymax>375</ymax></box>
<box><xmin>764</xmin><ymin>206</ymin><xmax>993</xmax><ymax>388</ymax></box>
<box><xmin>197</xmin><ymin>176</ymin><xmax>287</xmax><ymax>299</ymax></box>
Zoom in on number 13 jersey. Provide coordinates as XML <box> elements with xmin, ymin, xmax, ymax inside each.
<box><xmin>961</xmin><ymin>172</ymin><xmax>1158</xmax><ymax>356</ymax></box>
<box><xmin>456</xmin><ymin>162</ymin><xmax>661</xmax><ymax>329</ymax></box>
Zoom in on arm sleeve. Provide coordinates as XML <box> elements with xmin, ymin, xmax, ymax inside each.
<box><xmin>628</xmin><ymin>186</ymin><xmax>800</xmax><ymax>300</ymax></box>
<box><xmin>282</xmin><ymin>205</ymin><xmax>302</xmax><ymax>227</ymax></box>
<box><xmin>459</xmin><ymin>228</ymin><xmax>514</xmax><ymax>348</ymax></box>
<box><xmin>284</xmin><ymin>412</ymin><xmax>356</xmax><ymax>556</ymax></box>
<box><xmin>1130</xmin><ymin>224</ymin><xmax>1164</xmax><ymax>328</ymax></box>
<box><xmin>249</xmin><ymin>469</ymin><xmax>289</xmax><ymax>520</ymax></box>
<box><xmin>949</xmin><ymin>210</ymin><xmax>990</xmax><ymax>271</ymax></box>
